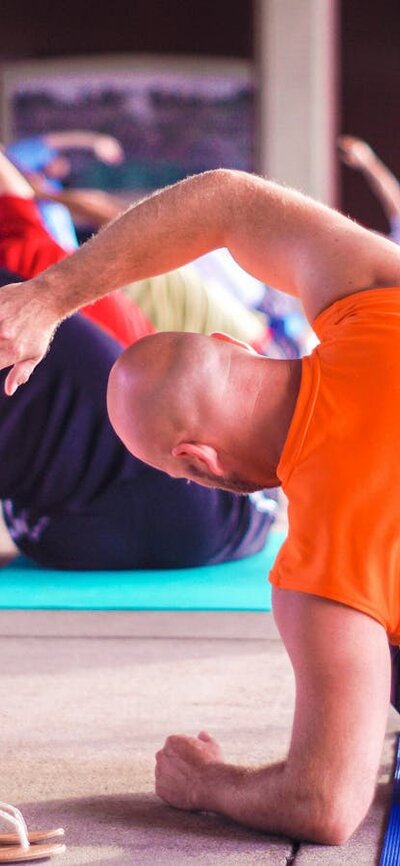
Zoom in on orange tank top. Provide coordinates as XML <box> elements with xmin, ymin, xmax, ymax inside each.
<box><xmin>269</xmin><ymin>287</ymin><xmax>400</xmax><ymax>644</ymax></box>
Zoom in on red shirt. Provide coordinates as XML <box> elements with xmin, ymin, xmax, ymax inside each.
<box><xmin>0</xmin><ymin>195</ymin><xmax>155</xmax><ymax>347</ymax></box>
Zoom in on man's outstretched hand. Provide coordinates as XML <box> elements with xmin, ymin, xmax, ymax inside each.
<box><xmin>0</xmin><ymin>282</ymin><xmax>61</xmax><ymax>396</ymax></box>
<box><xmin>155</xmin><ymin>731</ymin><xmax>224</xmax><ymax>811</ymax></box>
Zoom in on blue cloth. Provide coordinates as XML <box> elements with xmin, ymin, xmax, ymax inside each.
<box><xmin>34</xmin><ymin>199</ymin><xmax>79</xmax><ymax>251</ymax></box>
<box><xmin>6</xmin><ymin>137</ymin><xmax>58</xmax><ymax>173</ymax></box>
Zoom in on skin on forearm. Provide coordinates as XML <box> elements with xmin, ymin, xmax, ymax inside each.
<box><xmin>27</xmin><ymin>166</ymin><xmax>400</xmax><ymax>323</ymax></box>
<box><xmin>29</xmin><ymin>171</ymin><xmax>229</xmax><ymax>318</ymax></box>
<box><xmin>36</xmin><ymin>188</ymin><xmax>126</xmax><ymax>228</ymax></box>
<box><xmin>45</xmin><ymin>131</ymin><xmax>103</xmax><ymax>150</ymax></box>
<box><xmin>0</xmin><ymin>151</ymin><xmax>35</xmax><ymax>199</ymax></box>
<box><xmin>44</xmin><ymin>132</ymin><xmax>124</xmax><ymax>164</ymax></box>
<box><xmin>194</xmin><ymin>759</ymin><xmax>346</xmax><ymax>844</ymax></box>
<box><xmin>188</xmin><ymin>591</ymin><xmax>390</xmax><ymax>846</ymax></box>
<box><xmin>13</xmin><ymin>168</ymin><xmax>322</xmax><ymax>316</ymax></box>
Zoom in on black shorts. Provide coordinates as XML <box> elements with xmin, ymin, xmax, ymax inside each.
<box><xmin>3</xmin><ymin>476</ymin><xmax>274</xmax><ymax>571</ymax></box>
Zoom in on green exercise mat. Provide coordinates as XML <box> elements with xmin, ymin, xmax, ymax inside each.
<box><xmin>0</xmin><ymin>530</ymin><xmax>285</xmax><ymax>611</ymax></box>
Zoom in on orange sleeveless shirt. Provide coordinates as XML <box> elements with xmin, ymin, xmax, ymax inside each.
<box><xmin>269</xmin><ymin>287</ymin><xmax>400</xmax><ymax>644</ymax></box>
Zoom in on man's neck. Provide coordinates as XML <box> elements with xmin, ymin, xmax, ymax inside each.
<box><xmin>248</xmin><ymin>357</ymin><xmax>302</xmax><ymax>486</ymax></box>
<box><xmin>271</xmin><ymin>358</ymin><xmax>303</xmax><ymax>455</ymax></box>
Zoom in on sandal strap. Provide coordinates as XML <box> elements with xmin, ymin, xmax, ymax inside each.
<box><xmin>0</xmin><ymin>804</ymin><xmax>29</xmax><ymax>850</ymax></box>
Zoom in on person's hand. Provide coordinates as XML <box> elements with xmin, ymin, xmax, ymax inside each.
<box><xmin>92</xmin><ymin>135</ymin><xmax>125</xmax><ymax>165</ymax></box>
<box><xmin>0</xmin><ymin>282</ymin><xmax>60</xmax><ymax>396</ymax></box>
<box><xmin>155</xmin><ymin>731</ymin><xmax>223</xmax><ymax>810</ymax></box>
<box><xmin>337</xmin><ymin>135</ymin><xmax>376</xmax><ymax>169</ymax></box>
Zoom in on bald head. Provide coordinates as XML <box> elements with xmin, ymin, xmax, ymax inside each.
<box><xmin>106</xmin><ymin>329</ymin><xmax>287</xmax><ymax>493</ymax></box>
<box><xmin>107</xmin><ymin>331</ymin><xmax>228</xmax><ymax>464</ymax></box>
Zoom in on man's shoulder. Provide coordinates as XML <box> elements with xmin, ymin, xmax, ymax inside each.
<box><xmin>312</xmin><ymin>286</ymin><xmax>400</xmax><ymax>343</ymax></box>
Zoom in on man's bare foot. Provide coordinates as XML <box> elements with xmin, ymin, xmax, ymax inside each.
<box><xmin>155</xmin><ymin>731</ymin><xmax>224</xmax><ymax>810</ymax></box>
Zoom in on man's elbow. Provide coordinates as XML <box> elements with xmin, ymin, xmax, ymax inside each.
<box><xmin>311</xmin><ymin>810</ymin><xmax>361</xmax><ymax>846</ymax></box>
<box><xmin>302</xmin><ymin>788</ymin><xmax>373</xmax><ymax>845</ymax></box>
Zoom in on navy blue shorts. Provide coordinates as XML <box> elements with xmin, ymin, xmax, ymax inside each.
<box><xmin>0</xmin><ymin>313</ymin><xmax>274</xmax><ymax>570</ymax></box>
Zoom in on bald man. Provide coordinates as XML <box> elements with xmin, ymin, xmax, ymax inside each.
<box><xmin>0</xmin><ymin>169</ymin><xmax>400</xmax><ymax>844</ymax></box>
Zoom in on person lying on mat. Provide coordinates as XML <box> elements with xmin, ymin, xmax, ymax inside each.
<box><xmin>5</xmin><ymin>129</ymin><xmax>125</xmax><ymax>251</ymax></box>
<box><xmin>0</xmin><ymin>266</ymin><xmax>273</xmax><ymax>569</ymax></box>
<box><xmin>0</xmin><ymin>169</ymin><xmax>399</xmax><ymax>844</ymax></box>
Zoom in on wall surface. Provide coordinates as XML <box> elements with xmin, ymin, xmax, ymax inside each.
<box><xmin>0</xmin><ymin>0</ymin><xmax>253</xmax><ymax>59</ymax></box>
<box><xmin>340</xmin><ymin>0</ymin><xmax>400</xmax><ymax>231</ymax></box>
<box><xmin>257</xmin><ymin>0</ymin><xmax>338</xmax><ymax>204</ymax></box>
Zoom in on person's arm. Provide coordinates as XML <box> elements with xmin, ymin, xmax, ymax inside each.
<box><xmin>338</xmin><ymin>135</ymin><xmax>400</xmax><ymax>223</ymax></box>
<box><xmin>19</xmin><ymin>168</ymin><xmax>400</xmax><ymax>315</ymax></box>
<box><xmin>0</xmin><ymin>150</ymin><xmax>35</xmax><ymax>199</ymax></box>
<box><xmin>28</xmin><ymin>185</ymin><xmax>127</xmax><ymax>228</ymax></box>
<box><xmin>1</xmin><ymin>167</ymin><xmax>400</xmax><ymax>394</ymax></box>
<box><xmin>43</xmin><ymin>132</ymin><xmax>124</xmax><ymax>164</ymax></box>
<box><xmin>156</xmin><ymin>590</ymin><xmax>391</xmax><ymax>843</ymax></box>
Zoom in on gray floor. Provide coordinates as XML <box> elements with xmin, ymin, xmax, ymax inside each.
<box><xmin>0</xmin><ymin>610</ymin><xmax>397</xmax><ymax>865</ymax></box>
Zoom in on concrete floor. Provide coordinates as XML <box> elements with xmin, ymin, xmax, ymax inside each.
<box><xmin>0</xmin><ymin>609</ymin><xmax>397</xmax><ymax>865</ymax></box>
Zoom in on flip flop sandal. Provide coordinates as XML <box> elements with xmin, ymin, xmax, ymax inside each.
<box><xmin>0</xmin><ymin>804</ymin><xmax>65</xmax><ymax>862</ymax></box>
<box><xmin>0</xmin><ymin>841</ymin><xmax>66</xmax><ymax>862</ymax></box>
<box><xmin>0</xmin><ymin>830</ymin><xmax>65</xmax><ymax>845</ymax></box>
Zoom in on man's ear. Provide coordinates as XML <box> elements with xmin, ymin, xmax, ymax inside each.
<box><xmin>210</xmin><ymin>331</ymin><xmax>258</xmax><ymax>355</ymax></box>
<box><xmin>171</xmin><ymin>442</ymin><xmax>225</xmax><ymax>477</ymax></box>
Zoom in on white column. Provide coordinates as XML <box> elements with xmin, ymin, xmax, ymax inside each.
<box><xmin>255</xmin><ymin>0</ymin><xmax>339</xmax><ymax>205</ymax></box>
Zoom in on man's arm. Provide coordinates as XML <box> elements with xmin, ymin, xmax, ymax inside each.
<box><xmin>156</xmin><ymin>590</ymin><xmax>391</xmax><ymax>843</ymax></box>
<box><xmin>28</xmin><ymin>183</ymin><xmax>127</xmax><ymax>228</ymax></box>
<box><xmin>2</xmin><ymin>167</ymin><xmax>400</xmax><ymax>393</ymax></box>
<box><xmin>0</xmin><ymin>149</ymin><xmax>35</xmax><ymax>200</ymax></box>
<box><xmin>44</xmin><ymin>131</ymin><xmax>124</xmax><ymax>164</ymax></box>
<box><xmin>338</xmin><ymin>135</ymin><xmax>400</xmax><ymax>223</ymax></box>
<box><xmin>19</xmin><ymin>168</ymin><xmax>400</xmax><ymax>314</ymax></box>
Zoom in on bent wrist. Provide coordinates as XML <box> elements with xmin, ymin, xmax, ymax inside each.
<box><xmin>192</xmin><ymin>762</ymin><xmax>247</xmax><ymax>813</ymax></box>
<box><xmin>28</xmin><ymin>272</ymin><xmax>74</xmax><ymax>323</ymax></box>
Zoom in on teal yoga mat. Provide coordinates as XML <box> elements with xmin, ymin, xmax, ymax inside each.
<box><xmin>0</xmin><ymin>530</ymin><xmax>285</xmax><ymax>611</ymax></box>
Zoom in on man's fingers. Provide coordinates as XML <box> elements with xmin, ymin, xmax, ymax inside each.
<box><xmin>197</xmin><ymin>730</ymin><xmax>212</xmax><ymax>742</ymax></box>
<box><xmin>163</xmin><ymin>735</ymin><xmax>186</xmax><ymax>754</ymax></box>
<box><xmin>197</xmin><ymin>730</ymin><xmax>224</xmax><ymax>762</ymax></box>
<box><xmin>4</xmin><ymin>359</ymin><xmax>40</xmax><ymax>396</ymax></box>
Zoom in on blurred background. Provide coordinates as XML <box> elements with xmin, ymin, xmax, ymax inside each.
<box><xmin>0</xmin><ymin>0</ymin><xmax>398</xmax><ymax>236</ymax></box>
